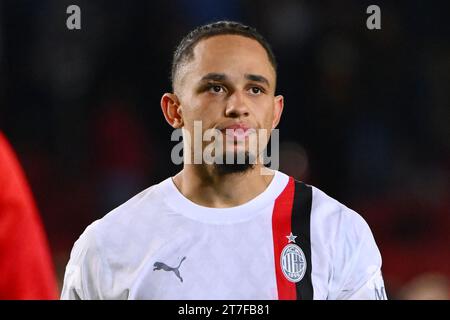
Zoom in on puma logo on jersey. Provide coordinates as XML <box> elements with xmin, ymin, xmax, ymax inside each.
<box><xmin>153</xmin><ymin>256</ymin><xmax>186</xmax><ymax>282</ymax></box>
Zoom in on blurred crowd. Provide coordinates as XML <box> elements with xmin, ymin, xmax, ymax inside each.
<box><xmin>0</xmin><ymin>0</ymin><xmax>449</xmax><ymax>299</ymax></box>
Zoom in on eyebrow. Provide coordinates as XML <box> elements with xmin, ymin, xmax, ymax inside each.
<box><xmin>245</xmin><ymin>74</ymin><xmax>270</xmax><ymax>87</ymax></box>
<box><xmin>199</xmin><ymin>73</ymin><xmax>270</xmax><ymax>87</ymax></box>
<box><xmin>200</xmin><ymin>73</ymin><xmax>227</xmax><ymax>82</ymax></box>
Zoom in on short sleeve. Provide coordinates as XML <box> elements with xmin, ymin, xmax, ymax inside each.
<box><xmin>329</xmin><ymin>208</ymin><xmax>387</xmax><ymax>300</ymax></box>
<box><xmin>60</xmin><ymin>224</ymin><xmax>106</xmax><ymax>300</ymax></box>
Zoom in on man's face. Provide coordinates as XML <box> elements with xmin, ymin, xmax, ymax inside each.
<box><xmin>174</xmin><ymin>35</ymin><xmax>283</xmax><ymax>167</ymax></box>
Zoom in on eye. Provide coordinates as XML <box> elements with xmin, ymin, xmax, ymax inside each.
<box><xmin>209</xmin><ymin>85</ymin><xmax>225</xmax><ymax>93</ymax></box>
<box><xmin>249</xmin><ymin>87</ymin><xmax>263</xmax><ymax>95</ymax></box>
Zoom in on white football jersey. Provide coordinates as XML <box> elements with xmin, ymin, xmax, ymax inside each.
<box><xmin>61</xmin><ymin>170</ymin><xmax>387</xmax><ymax>300</ymax></box>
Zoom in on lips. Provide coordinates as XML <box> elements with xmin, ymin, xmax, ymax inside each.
<box><xmin>218</xmin><ymin>123</ymin><xmax>256</xmax><ymax>139</ymax></box>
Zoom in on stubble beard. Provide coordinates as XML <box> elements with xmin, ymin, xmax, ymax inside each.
<box><xmin>212</xmin><ymin>150</ymin><xmax>258</xmax><ymax>176</ymax></box>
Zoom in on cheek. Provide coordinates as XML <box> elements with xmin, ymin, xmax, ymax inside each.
<box><xmin>255</xmin><ymin>101</ymin><xmax>275</xmax><ymax>128</ymax></box>
<box><xmin>182</xmin><ymin>99</ymin><xmax>221</xmax><ymax>128</ymax></box>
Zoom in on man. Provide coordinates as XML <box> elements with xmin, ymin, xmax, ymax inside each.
<box><xmin>61</xmin><ymin>21</ymin><xmax>387</xmax><ymax>300</ymax></box>
<box><xmin>0</xmin><ymin>132</ymin><xmax>58</xmax><ymax>299</ymax></box>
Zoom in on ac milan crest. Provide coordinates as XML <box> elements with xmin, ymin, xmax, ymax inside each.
<box><xmin>280</xmin><ymin>233</ymin><xmax>306</xmax><ymax>283</ymax></box>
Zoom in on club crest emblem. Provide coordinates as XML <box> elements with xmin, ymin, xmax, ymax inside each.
<box><xmin>281</xmin><ymin>232</ymin><xmax>306</xmax><ymax>283</ymax></box>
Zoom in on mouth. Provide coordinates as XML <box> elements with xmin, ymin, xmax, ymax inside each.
<box><xmin>218</xmin><ymin>124</ymin><xmax>256</xmax><ymax>139</ymax></box>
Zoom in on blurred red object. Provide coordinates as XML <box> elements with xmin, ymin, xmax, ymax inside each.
<box><xmin>0</xmin><ymin>132</ymin><xmax>58</xmax><ymax>299</ymax></box>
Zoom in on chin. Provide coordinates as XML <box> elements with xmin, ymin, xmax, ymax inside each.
<box><xmin>213</xmin><ymin>162</ymin><xmax>255</xmax><ymax>175</ymax></box>
<box><xmin>212</xmin><ymin>150</ymin><xmax>257</xmax><ymax>175</ymax></box>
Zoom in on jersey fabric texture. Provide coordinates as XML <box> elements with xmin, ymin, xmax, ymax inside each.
<box><xmin>61</xmin><ymin>170</ymin><xmax>386</xmax><ymax>300</ymax></box>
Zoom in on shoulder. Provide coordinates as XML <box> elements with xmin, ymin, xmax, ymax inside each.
<box><xmin>92</xmin><ymin>180</ymin><xmax>168</xmax><ymax>232</ymax></box>
<box><xmin>309</xmin><ymin>185</ymin><xmax>373</xmax><ymax>243</ymax></box>
<box><xmin>307</xmin><ymin>184</ymin><xmax>381</xmax><ymax>271</ymax></box>
<box><xmin>73</xmin><ymin>179</ymin><xmax>172</xmax><ymax>257</ymax></box>
<box><xmin>305</xmin><ymin>185</ymin><xmax>384</xmax><ymax>299</ymax></box>
<box><xmin>63</xmin><ymin>179</ymin><xmax>175</xmax><ymax>298</ymax></box>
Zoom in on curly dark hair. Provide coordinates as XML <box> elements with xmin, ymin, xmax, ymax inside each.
<box><xmin>171</xmin><ymin>20</ymin><xmax>277</xmax><ymax>91</ymax></box>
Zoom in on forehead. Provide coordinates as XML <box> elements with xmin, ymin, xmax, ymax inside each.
<box><xmin>181</xmin><ymin>35</ymin><xmax>275</xmax><ymax>86</ymax></box>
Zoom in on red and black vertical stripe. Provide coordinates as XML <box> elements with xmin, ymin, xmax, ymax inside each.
<box><xmin>272</xmin><ymin>177</ymin><xmax>313</xmax><ymax>300</ymax></box>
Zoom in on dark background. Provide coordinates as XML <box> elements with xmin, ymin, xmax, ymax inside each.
<box><xmin>1</xmin><ymin>0</ymin><xmax>449</xmax><ymax>299</ymax></box>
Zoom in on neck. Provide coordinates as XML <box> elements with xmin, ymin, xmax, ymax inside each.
<box><xmin>172</xmin><ymin>164</ymin><xmax>275</xmax><ymax>208</ymax></box>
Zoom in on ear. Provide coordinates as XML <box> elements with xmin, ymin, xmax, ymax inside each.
<box><xmin>161</xmin><ymin>93</ymin><xmax>184</xmax><ymax>128</ymax></box>
<box><xmin>271</xmin><ymin>95</ymin><xmax>284</xmax><ymax>129</ymax></box>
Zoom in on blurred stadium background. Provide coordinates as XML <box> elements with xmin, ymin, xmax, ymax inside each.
<box><xmin>0</xmin><ymin>0</ymin><xmax>449</xmax><ymax>299</ymax></box>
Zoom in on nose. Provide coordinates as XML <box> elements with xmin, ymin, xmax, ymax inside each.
<box><xmin>225</xmin><ymin>91</ymin><xmax>249</xmax><ymax>118</ymax></box>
